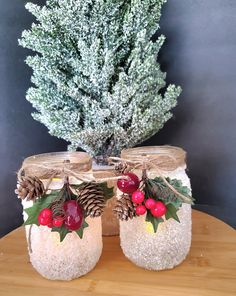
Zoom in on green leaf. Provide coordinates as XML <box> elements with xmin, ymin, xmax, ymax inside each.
<box><xmin>99</xmin><ymin>182</ymin><xmax>114</xmax><ymax>201</ymax></box>
<box><xmin>51</xmin><ymin>226</ymin><xmax>72</xmax><ymax>242</ymax></box>
<box><xmin>165</xmin><ymin>204</ymin><xmax>180</xmax><ymax>223</ymax></box>
<box><xmin>24</xmin><ymin>192</ymin><xmax>59</xmax><ymax>226</ymax></box>
<box><xmin>75</xmin><ymin>220</ymin><xmax>89</xmax><ymax>239</ymax></box>
<box><xmin>145</xmin><ymin>211</ymin><xmax>164</xmax><ymax>233</ymax></box>
<box><xmin>145</xmin><ymin>177</ymin><xmax>194</xmax><ymax>205</ymax></box>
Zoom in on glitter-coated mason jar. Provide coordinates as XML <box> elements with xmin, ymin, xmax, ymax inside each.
<box><xmin>119</xmin><ymin>146</ymin><xmax>192</xmax><ymax>270</ymax></box>
<box><xmin>20</xmin><ymin>152</ymin><xmax>103</xmax><ymax>281</ymax></box>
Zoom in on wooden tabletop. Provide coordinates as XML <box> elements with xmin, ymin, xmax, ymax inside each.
<box><xmin>0</xmin><ymin>210</ymin><xmax>236</xmax><ymax>296</ymax></box>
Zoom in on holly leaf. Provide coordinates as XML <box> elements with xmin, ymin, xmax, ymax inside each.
<box><xmin>99</xmin><ymin>182</ymin><xmax>114</xmax><ymax>201</ymax></box>
<box><xmin>170</xmin><ymin>199</ymin><xmax>182</xmax><ymax>209</ymax></box>
<box><xmin>165</xmin><ymin>204</ymin><xmax>180</xmax><ymax>223</ymax></box>
<box><xmin>145</xmin><ymin>177</ymin><xmax>194</xmax><ymax>205</ymax></box>
<box><xmin>145</xmin><ymin>211</ymin><xmax>164</xmax><ymax>233</ymax></box>
<box><xmin>24</xmin><ymin>191</ymin><xmax>59</xmax><ymax>226</ymax></box>
<box><xmin>75</xmin><ymin>220</ymin><xmax>89</xmax><ymax>239</ymax></box>
<box><xmin>51</xmin><ymin>226</ymin><xmax>72</xmax><ymax>242</ymax></box>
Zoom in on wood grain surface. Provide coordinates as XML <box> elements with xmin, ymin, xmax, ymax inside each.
<box><xmin>0</xmin><ymin>210</ymin><xmax>236</xmax><ymax>296</ymax></box>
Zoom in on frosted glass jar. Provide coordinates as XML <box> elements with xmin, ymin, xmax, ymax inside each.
<box><xmin>21</xmin><ymin>152</ymin><xmax>103</xmax><ymax>280</ymax></box>
<box><xmin>93</xmin><ymin>164</ymin><xmax>119</xmax><ymax>236</ymax></box>
<box><xmin>119</xmin><ymin>146</ymin><xmax>192</xmax><ymax>270</ymax></box>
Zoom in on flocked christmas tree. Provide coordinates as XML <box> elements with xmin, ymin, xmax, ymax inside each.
<box><xmin>20</xmin><ymin>0</ymin><xmax>181</xmax><ymax>164</ymax></box>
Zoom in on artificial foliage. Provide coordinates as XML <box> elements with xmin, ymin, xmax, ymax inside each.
<box><xmin>114</xmin><ymin>169</ymin><xmax>194</xmax><ymax>232</ymax></box>
<box><xmin>24</xmin><ymin>180</ymin><xmax>113</xmax><ymax>242</ymax></box>
<box><xmin>19</xmin><ymin>0</ymin><xmax>181</xmax><ymax>162</ymax></box>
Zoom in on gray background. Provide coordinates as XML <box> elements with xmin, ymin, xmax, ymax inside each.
<box><xmin>0</xmin><ymin>0</ymin><xmax>236</xmax><ymax>237</ymax></box>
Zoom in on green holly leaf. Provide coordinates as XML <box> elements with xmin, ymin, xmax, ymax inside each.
<box><xmin>165</xmin><ymin>203</ymin><xmax>180</xmax><ymax>223</ymax></box>
<box><xmin>170</xmin><ymin>199</ymin><xmax>182</xmax><ymax>209</ymax></box>
<box><xmin>51</xmin><ymin>226</ymin><xmax>72</xmax><ymax>242</ymax></box>
<box><xmin>145</xmin><ymin>211</ymin><xmax>164</xmax><ymax>233</ymax></box>
<box><xmin>75</xmin><ymin>220</ymin><xmax>89</xmax><ymax>239</ymax></box>
<box><xmin>145</xmin><ymin>177</ymin><xmax>194</xmax><ymax>205</ymax></box>
<box><xmin>99</xmin><ymin>182</ymin><xmax>114</xmax><ymax>201</ymax></box>
<box><xmin>24</xmin><ymin>191</ymin><xmax>59</xmax><ymax>226</ymax></box>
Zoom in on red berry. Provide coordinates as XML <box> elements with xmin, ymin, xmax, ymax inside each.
<box><xmin>117</xmin><ymin>172</ymin><xmax>140</xmax><ymax>194</ymax></box>
<box><xmin>39</xmin><ymin>208</ymin><xmax>52</xmax><ymax>219</ymax></box>
<box><xmin>38</xmin><ymin>215</ymin><xmax>51</xmax><ymax>226</ymax></box>
<box><xmin>47</xmin><ymin>222</ymin><xmax>53</xmax><ymax>228</ymax></box>
<box><xmin>64</xmin><ymin>200</ymin><xmax>83</xmax><ymax>231</ymax></box>
<box><xmin>52</xmin><ymin>216</ymin><xmax>64</xmax><ymax>228</ymax></box>
<box><xmin>132</xmin><ymin>190</ymin><xmax>145</xmax><ymax>204</ymax></box>
<box><xmin>145</xmin><ymin>198</ymin><xmax>156</xmax><ymax>209</ymax></box>
<box><xmin>151</xmin><ymin>201</ymin><xmax>167</xmax><ymax>218</ymax></box>
<box><xmin>136</xmin><ymin>205</ymin><xmax>147</xmax><ymax>216</ymax></box>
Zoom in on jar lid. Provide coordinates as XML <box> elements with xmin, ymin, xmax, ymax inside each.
<box><xmin>22</xmin><ymin>151</ymin><xmax>92</xmax><ymax>179</ymax></box>
<box><xmin>121</xmin><ymin>146</ymin><xmax>186</xmax><ymax>169</ymax></box>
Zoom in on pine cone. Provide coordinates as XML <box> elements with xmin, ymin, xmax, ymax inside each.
<box><xmin>113</xmin><ymin>194</ymin><xmax>136</xmax><ymax>221</ymax></box>
<box><xmin>15</xmin><ymin>176</ymin><xmax>45</xmax><ymax>201</ymax></box>
<box><xmin>114</xmin><ymin>162</ymin><xmax>130</xmax><ymax>175</ymax></box>
<box><xmin>76</xmin><ymin>183</ymin><xmax>105</xmax><ymax>218</ymax></box>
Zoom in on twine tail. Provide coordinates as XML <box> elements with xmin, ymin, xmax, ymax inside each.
<box><xmin>28</xmin><ymin>224</ymin><xmax>33</xmax><ymax>254</ymax></box>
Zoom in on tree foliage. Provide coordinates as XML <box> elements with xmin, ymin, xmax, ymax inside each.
<box><xmin>20</xmin><ymin>0</ymin><xmax>181</xmax><ymax>162</ymax></box>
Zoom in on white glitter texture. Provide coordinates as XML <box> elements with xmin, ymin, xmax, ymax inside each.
<box><xmin>119</xmin><ymin>165</ymin><xmax>192</xmax><ymax>270</ymax></box>
<box><xmin>23</xmin><ymin>217</ymin><xmax>102</xmax><ymax>280</ymax></box>
<box><xmin>22</xmin><ymin>179</ymin><xmax>102</xmax><ymax>280</ymax></box>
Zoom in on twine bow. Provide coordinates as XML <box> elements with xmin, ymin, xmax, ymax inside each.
<box><xmin>108</xmin><ymin>154</ymin><xmax>193</xmax><ymax>204</ymax></box>
<box><xmin>17</xmin><ymin>161</ymin><xmax>125</xmax><ymax>191</ymax></box>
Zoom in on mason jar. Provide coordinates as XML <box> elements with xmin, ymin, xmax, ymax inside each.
<box><xmin>20</xmin><ymin>152</ymin><xmax>103</xmax><ymax>280</ymax></box>
<box><xmin>119</xmin><ymin>146</ymin><xmax>192</xmax><ymax>270</ymax></box>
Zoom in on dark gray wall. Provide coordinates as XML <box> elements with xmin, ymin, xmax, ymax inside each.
<box><xmin>0</xmin><ymin>0</ymin><xmax>236</xmax><ymax>237</ymax></box>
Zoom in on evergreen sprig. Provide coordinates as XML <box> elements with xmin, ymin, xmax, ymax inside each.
<box><xmin>144</xmin><ymin>177</ymin><xmax>193</xmax><ymax>232</ymax></box>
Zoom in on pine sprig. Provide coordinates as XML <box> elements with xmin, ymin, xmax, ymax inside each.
<box><xmin>143</xmin><ymin>177</ymin><xmax>193</xmax><ymax>232</ymax></box>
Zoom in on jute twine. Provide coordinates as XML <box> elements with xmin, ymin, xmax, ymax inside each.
<box><xmin>19</xmin><ymin>147</ymin><xmax>191</xmax><ymax>252</ymax></box>
<box><xmin>109</xmin><ymin>146</ymin><xmax>191</xmax><ymax>204</ymax></box>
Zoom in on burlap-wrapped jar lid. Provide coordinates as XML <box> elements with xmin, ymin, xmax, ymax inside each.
<box><xmin>22</xmin><ymin>151</ymin><xmax>92</xmax><ymax>180</ymax></box>
<box><xmin>121</xmin><ymin>146</ymin><xmax>186</xmax><ymax>171</ymax></box>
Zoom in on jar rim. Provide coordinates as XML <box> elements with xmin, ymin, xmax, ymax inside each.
<box><xmin>22</xmin><ymin>151</ymin><xmax>92</xmax><ymax>178</ymax></box>
<box><xmin>23</xmin><ymin>151</ymin><xmax>91</xmax><ymax>166</ymax></box>
<box><xmin>121</xmin><ymin>146</ymin><xmax>186</xmax><ymax>167</ymax></box>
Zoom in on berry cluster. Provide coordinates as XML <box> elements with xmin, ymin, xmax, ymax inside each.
<box><xmin>117</xmin><ymin>172</ymin><xmax>167</xmax><ymax>218</ymax></box>
<box><xmin>38</xmin><ymin>200</ymin><xmax>83</xmax><ymax>231</ymax></box>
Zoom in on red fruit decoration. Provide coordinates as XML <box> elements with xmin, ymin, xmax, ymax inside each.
<box><xmin>151</xmin><ymin>201</ymin><xmax>167</xmax><ymax>218</ymax></box>
<box><xmin>145</xmin><ymin>198</ymin><xmax>156</xmax><ymax>209</ymax></box>
<box><xmin>38</xmin><ymin>208</ymin><xmax>52</xmax><ymax>226</ymax></box>
<box><xmin>132</xmin><ymin>190</ymin><xmax>145</xmax><ymax>204</ymax></box>
<box><xmin>63</xmin><ymin>200</ymin><xmax>83</xmax><ymax>231</ymax></box>
<box><xmin>136</xmin><ymin>205</ymin><xmax>147</xmax><ymax>216</ymax></box>
<box><xmin>117</xmin><ymin>172</ymin><xmax>140</xmax><ymax>194</ymax></box>
<box><xmin>47</xmin><ymin>222</ymin><xmax>53</xmax><ymax>228</ymax></box>
<box><xmin>52</xmin><ymin>216</ymin><xmax>64</xmax><ymax>228</ymax></box>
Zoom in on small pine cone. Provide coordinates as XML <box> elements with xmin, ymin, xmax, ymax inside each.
<box><xmin>76</xmin><ymin>183</ymin><xmax>105</xmax><ymax>218</ymax></box>
<box><xmin>114</xmin><ymin>162</ymin><xmax>130</xmax><ymax>175</ymax></box>
<box><xmin>15</xmin><ymin>176</ymin><xmax>45</xmax><ymax>201</ymax></box>
<box><xmin>113</xmin><ymin>194</ymin><xmax>136</xmax><ymax>221</ymax></box>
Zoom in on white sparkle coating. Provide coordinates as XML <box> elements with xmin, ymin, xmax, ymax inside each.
<box><xmin>24</xmin><ymin>218</ymin><xmax>102</xmax><ymax>280</ymax></box>
<box><xmin>119</xmin><ymin>165</ymin><xmax>192</xmax><ymax>270</ymax></box>
<box><xmin>22</xmin><ymin>177</ymin><xmax>102</xmax><ymax>281</ymax></box>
